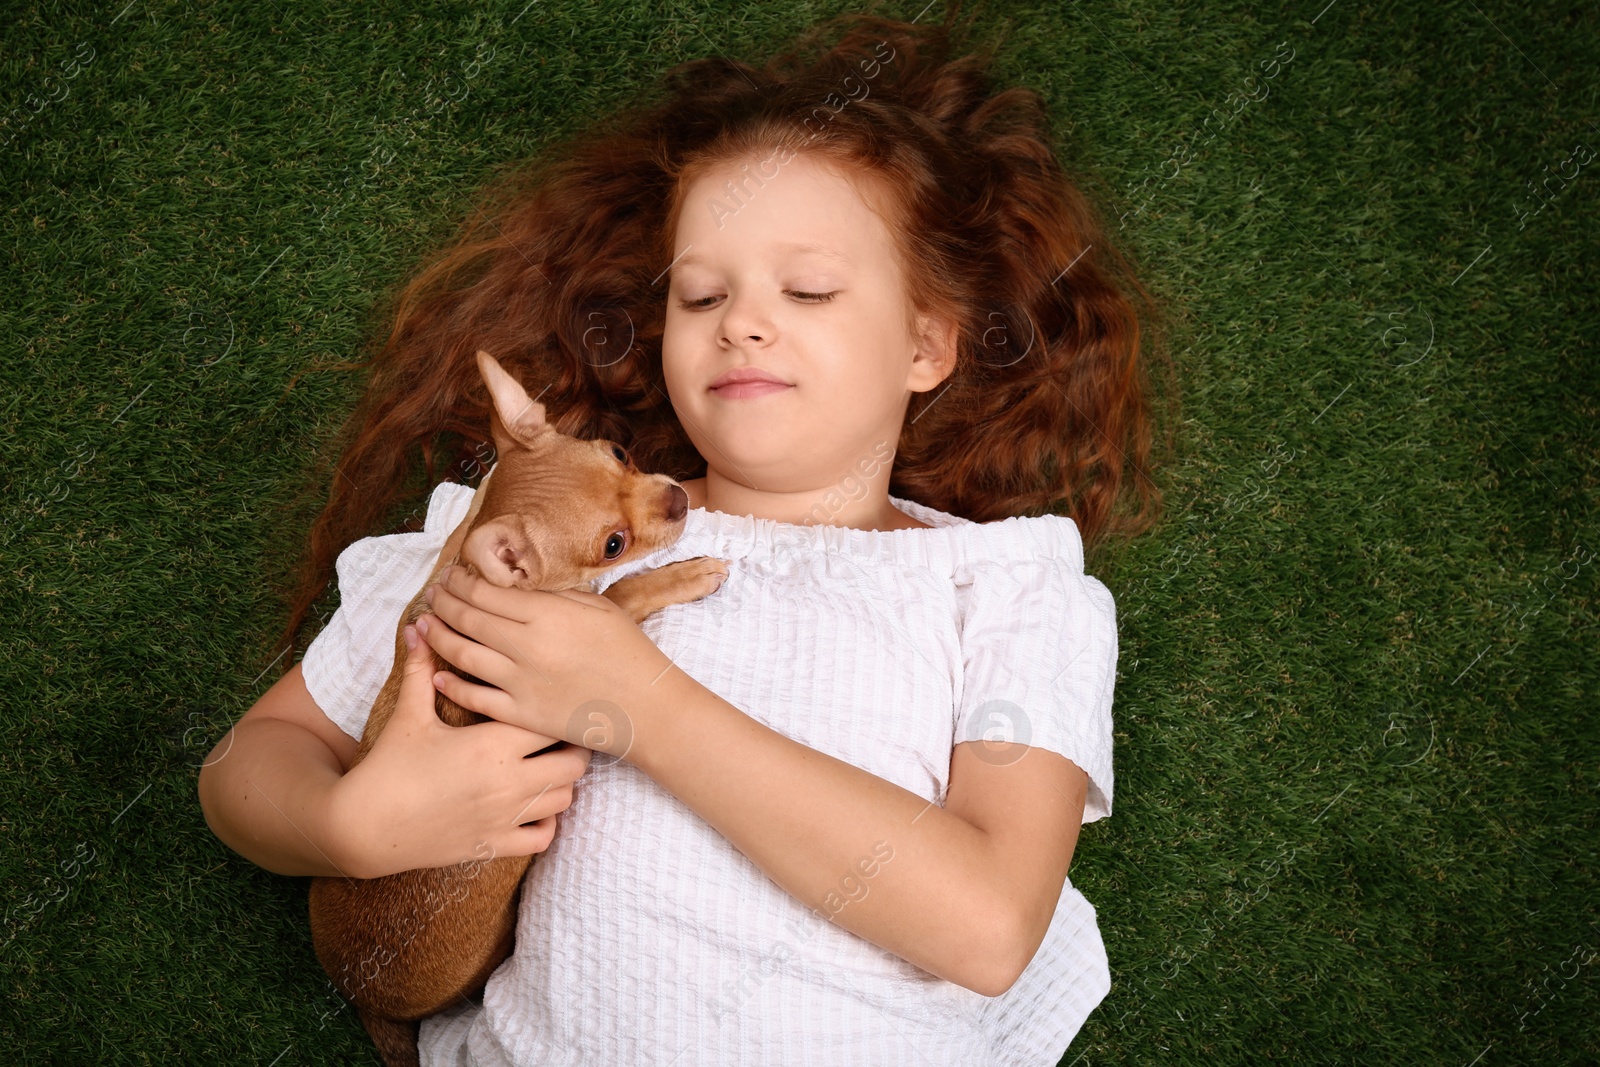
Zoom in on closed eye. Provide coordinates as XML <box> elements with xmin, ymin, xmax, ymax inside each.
<box><xmin>676</xmin><ymin>291</ymin><xmax>838</xmax><ymax>310</ymax></box>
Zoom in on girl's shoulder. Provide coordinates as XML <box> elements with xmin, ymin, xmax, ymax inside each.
<box><xmin>423</xmin><ymin>478</ymin><xmax>478</xmax><ymax>533</ymax></box>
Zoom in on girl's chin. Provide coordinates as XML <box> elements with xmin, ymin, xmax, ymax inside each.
<box><xmin>694</xmin><ymin>433</ymin><xmax>796</xmax><ymax>469</ymax></box>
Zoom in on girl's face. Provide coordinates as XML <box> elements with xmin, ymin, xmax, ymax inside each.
<box><xmin>661</xmin><ymin>152</ymin><xmax>952</xmax><ymax>495</ymax></box>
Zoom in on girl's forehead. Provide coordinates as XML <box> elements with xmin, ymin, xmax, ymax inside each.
<box><xmin>671</xmin><ymin>159</ymin><xmax>897</xmax><ymax>267</ymax></box>
<box><xmin>670</xmin><ymin>242</ymin><xmax>852</xmax><ymax>271</ymax></box>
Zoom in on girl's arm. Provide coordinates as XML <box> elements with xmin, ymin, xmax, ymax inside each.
<box><xmin>196</xmin><ymin>661</ymin><xmax>360</xmax><ymax>877</ymax></box>
<box><xmin>197</xmin><ymin>629</ymin><xmax>592</xmax><ymax>879</ymax></box>
<box><xmin>625</xmin><ymin>673</ymin><xmax>1088</xmax><ymax>998</ymax></box>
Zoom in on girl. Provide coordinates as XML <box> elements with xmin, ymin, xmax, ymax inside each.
<box><xmin>198</xmin><ymin>6</ymin><xmax>1169</xmax><ymax>1065</ymax></box>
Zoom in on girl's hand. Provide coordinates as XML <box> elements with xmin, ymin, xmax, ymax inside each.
<box><xmin>327</xmin><ymin>623</ymin><xmax>594</xmax><ymax>879</ymax></box>
<box><xmin>415</xmin><ymin>565</ymin><xmax>675</xmax><ymax>758</ymax></box>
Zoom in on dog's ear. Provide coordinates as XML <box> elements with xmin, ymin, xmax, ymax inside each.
<box><xmin>461</xmin><ymin>517</ymin><xmax>547</xmax><ymax>589</ymax></box>
<box><xmin>477</xmin><ymin>349</ymin><xmax>550</xmax><ymax>451</ymax></box>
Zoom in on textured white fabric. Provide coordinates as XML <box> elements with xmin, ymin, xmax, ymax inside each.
<box><xmin>300</xmin><ymin>465</ymin><xmax>1119</xmax><ymax>1066</ymax></box>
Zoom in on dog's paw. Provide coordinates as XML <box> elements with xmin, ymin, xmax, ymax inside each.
<box><xmin>602</xmin><ymin>557</ymin><xmax>731</xmax><ymax>622</ymax></box>
<box><xmin>674</xmin><ymin>555</ymin><xmax>730</xmax><ymax>599</ymax></box>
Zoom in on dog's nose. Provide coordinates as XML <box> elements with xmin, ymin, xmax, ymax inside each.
<box><xmin>664</xmin><ymin>483</ymin><xmax>688</xmax><ymax>522</ymax></box>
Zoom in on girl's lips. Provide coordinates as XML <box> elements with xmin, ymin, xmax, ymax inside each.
<box><xmin>710</xmin><ymin>381</ymin><xmax>793</xmax><ymax>399</ymax></box>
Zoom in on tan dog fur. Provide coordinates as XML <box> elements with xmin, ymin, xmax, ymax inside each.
<box><xmin>308</xmin><ymin>351</ymin><xmax>727</xmax><ymax>1066</ymax></box>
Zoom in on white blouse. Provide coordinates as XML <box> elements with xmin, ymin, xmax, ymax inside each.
<box><xmin>301</xmin><ymin>467</ymin><xmax>1119</xmax><ymax>1066</ymax></box>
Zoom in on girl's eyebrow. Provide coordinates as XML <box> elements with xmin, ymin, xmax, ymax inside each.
<box><xmin>670</xmin><ymin>242</ymin><xmax>852</xmax><ymax>274</ymax></box>
<box><xmin>775</xmin><ymin>241</ymin><xmax>851</xmax><ymax>263</ymax></box>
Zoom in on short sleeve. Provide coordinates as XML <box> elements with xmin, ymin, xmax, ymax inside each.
<box><xmin>300</xmin><ymin>480</ymin><xmax>477</xmax><ymax>742</ymax></box>
<box><xmin>952</xmin><ymin>550</ymin><xmax>1119</xmax><ymax>824</ymax></box>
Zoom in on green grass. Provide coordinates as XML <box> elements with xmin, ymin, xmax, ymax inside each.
<box><xmin>3</xmin><ymin>1</ymin><xmax>1596</xmax><ymax>1063</ymax></box>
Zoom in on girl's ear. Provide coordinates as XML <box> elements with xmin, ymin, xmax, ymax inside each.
<box><xmin>907</xmin><ymin>311</ymin><xmax>959</xmax><ymax>393</ymax></box>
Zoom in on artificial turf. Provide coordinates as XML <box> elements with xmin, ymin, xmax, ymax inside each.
<box><xmin>2</xmin><ymin>1</ymin><xmax>1596</xmax><ymax>1063</ymax></box>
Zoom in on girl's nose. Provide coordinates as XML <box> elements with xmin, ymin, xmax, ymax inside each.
<box><xmin>717</xmin><ymin>292</ymin><xmax>772</xmax><ymax>347</ymax></box>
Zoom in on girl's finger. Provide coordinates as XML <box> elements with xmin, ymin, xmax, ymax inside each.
<box><xmin>432</xmin><ymin>669</ymin><xmax>514</xmax><ymax>722</ymax></box>
<box><xmin>435</xmin><ymin>565</ymin><xmax>549</xmax><ymax>626</ymax></box>
<box><xmin>390</xmin><ymin>624</ymin><xmax>443</xmax><ymax>728</ymax></box>
<box><xmin>426</xmin><ymin>580</ymin><xmax>522</xmax><ymax>660</ymax></box>
<box><xmin>462</xmin><ymin>717</ymin><xmax>565</xmax><ymax>756</ymax></box>
<box><xmin>416</xmin><ymin>611</ymin><xmax>496</xmax><ymax>684</ymax></box>
<box><xmin>498</xmin><ymin>818</ymin><xmax>559</xmax><ymax>857</ymax></box>
<box><xmin>511</xmin><ymin>782</ymin><xmax>574</xmax><ymax>827</ymax></box>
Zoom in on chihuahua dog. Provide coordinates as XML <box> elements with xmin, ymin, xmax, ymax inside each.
<box><xmin>308</xmin><ymin>350</ymin><xmax>727</xmax><ymax>1067</ymax></box>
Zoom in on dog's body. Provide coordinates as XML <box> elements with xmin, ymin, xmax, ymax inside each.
<box><xmin>308</xmin><ymin>351</ymin><xmax>726</xmax><ymax>1067</ymax></box>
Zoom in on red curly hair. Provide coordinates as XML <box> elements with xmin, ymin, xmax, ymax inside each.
<box><xmin>264</xmin><ymin>1</ymin><xmax>1177</xmax><ymax>670</ymax></box>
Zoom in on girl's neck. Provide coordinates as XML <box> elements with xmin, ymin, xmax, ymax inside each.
<box><xmin>680</xmin><ymin>471</ymin><xmax>932</xmax><ymax>532</ymax></box>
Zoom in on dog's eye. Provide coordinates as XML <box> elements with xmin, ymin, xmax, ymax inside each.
<box><xmin>610</xmin><ymin>444</ymin><xmax>630</xmax><ymax>466</ymax></box>
<box><xmin>604</xmin><ymin>531</ymin><xmax>628</xmax><ymax>560</ymax></box>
